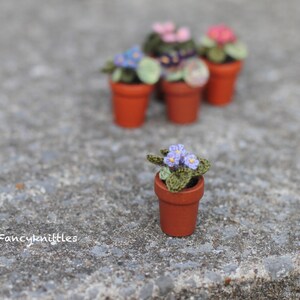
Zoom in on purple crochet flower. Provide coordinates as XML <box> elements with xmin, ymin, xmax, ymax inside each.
<box><xmin>169</xmin><ymin>144</ymin><xmax>185</xmax><ymax>153</ymax></box>
<box><xmin>179</xmin><ymin>49</ymin><xmax>197</xmax><ymax>60</ymax></box>
<box><xmin>169</xmin><ymin>144</ymin><xmax>186</xmax><ymax>162</ymax></box>
<box><xmin>159</xmin><ymin>53</ymin><xmax>173</xmax><ymax>67</ymax></box>
<box><xmin>164</xmin><ymin>152</ymin><xmax>180</xmax><ymax>168</ymax></box>
<box><xmin>114</xmin><ymin>54</ymin><xmax>126</xmax><ymax>67</ymax></box>
<box><xmin>159</xmin><ymin>51</ymin><xmax>182</xmax><ymax>67</ymax></box>
<box><xmin>184</xmin><ymin>154</ymin><xmax>199</xmax><ymax>170</ymax></box>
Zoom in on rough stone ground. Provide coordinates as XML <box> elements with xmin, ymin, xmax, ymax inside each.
<box><xmin>0</xmin><ymin>0</ymin><xmax>299</xmax><ymax>299</ymax></box>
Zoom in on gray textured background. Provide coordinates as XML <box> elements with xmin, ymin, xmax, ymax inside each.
<box><xmin>0</xmin><ymin>0</ymin><xmax>299</xmax><ymax>299</ymax></box>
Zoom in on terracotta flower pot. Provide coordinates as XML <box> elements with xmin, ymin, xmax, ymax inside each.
<box><xmin>110</xmin><ymin>81</ymin><xmax>154</xmax><ymax>128</ymax></box>
<box><xmin>154</xmin><ymin>173</ymin><xmax>204</xmax><ymax>237</ymax></box>
<box><xmin>161</xmin><ymin>80</ymin><xmax>203</xmax><ymax>124</ymax></box>
<box><xmin>204</xmin><ymin>59</ymin><xmax>243</xmax><ymax>106</ymax></box>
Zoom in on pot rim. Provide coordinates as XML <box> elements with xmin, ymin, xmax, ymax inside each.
<box><xmin>109</xmin><ymin>79</ymin><xmax>154</xmax><ymax>89</ymax></box>
<box><xmin>109</xmin><ymin>79</ymin><xmax>154</xmax><ymax>96</ymax></box>
<box><xmin>202</xmin><ymin>58</ymin><xmax>243</xmax><ymax>75</ymax></box>
<box><xmin>161</xmin><ymin>80</ymin><xmax>202</xmax><ymax>94</ymax></box>
<box><xmin>154</xmin><ymin>173</ymin><xmax>204</xmax><ymax>206</ymax></box>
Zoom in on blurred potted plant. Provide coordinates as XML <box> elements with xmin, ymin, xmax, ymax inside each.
<box><xmin>160</xmin><ymin>53</ymin><xmax>209</xmax><ymax>124</ymax></box>
<box><xmin>102</xmin><ymin>46</ymin><xmax>161</xmax><ymax>128</ymax></box>
<box><xmin>143</xmin><ymin>21</ymin><xmax>197</xmax><ymax>57</ymax></box>
<box><xmin>199</xmin><ymin>24</ymin><xmax>247</xmax><ymax>105</ymax></box>
<box><xmin>147</xmin><ymin>144</ymin><xmax>211</xmax><ymax>237</ymax></box>
<box><xmin>143</xmin><ymin>21</ymin><xmax>197</xmax><ymax>101</ymax></box>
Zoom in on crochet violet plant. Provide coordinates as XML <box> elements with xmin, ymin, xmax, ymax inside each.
<box><xmin>143</xmin><ymin>21</ymin><xmax>197</xmax><ymax>58</ymax></box>
<box><xmin>161</xmin><ymin>55</ymin><xmax>209</xmax><ymax>87</ymax></box>
<box><xmin>199</xmin><ymin>24</ymin><xmax>248</xmax><ymax>63</ymax></box>
<box><xmin>147</xmin><ymin>144</ymin><xmax>210</xmax><ymax>192</ymax></box>
<box><xmin>102</xmin><ymin>46</ymin><xmax>161</xmax><ymax>84</ymax></box>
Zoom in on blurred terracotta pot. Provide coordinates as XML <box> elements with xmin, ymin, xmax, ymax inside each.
<box><xmin>110</xmin><ymin>81</ymin><xmax>153</xmax><ymax>128</ymax></box>
<box><xmin>154</xmin><ymin>173</ymin><xmax>204</xmax><ymax>237</ymax></box>
<box><xmin>161</xmin><ymin>80</ymin><xmax>203</xmax><ymax>124</ymax></box>
<box><xmin>204</xmin><ymin>59</ymin><xmax>243</xmax><ymax>106</ymax></box>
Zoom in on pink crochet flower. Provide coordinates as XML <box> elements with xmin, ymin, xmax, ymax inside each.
<box><xmin>152</xmin><ymin>21</ymin><xmax>175</xmax><ymax>35</ymax></box>
<box><xmin>162</xmin><ymin>33</ymin><xmax>177</xmax><ymax>43</ymax></box>
<box><xmin>176</xmin><ymin>27</ymin><xmax>191</xmax><ymax>42</ymax></box>
<box><xmin>207</xmin><ymin>24</ymin><xmax>236</xmax><ymax>44</ymax></box>
<box><xmin>164</xmin><ymin>21</ymin><xmax>176</xmax><ymax>33</ymax></box>
<box><xmin>152</xmin><ymin>22</ymin><xmax>165</xmax><ymax>35</ymax></box>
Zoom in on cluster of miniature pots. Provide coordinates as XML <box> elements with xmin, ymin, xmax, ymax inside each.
<box><xmin>102</xmin><ymin>22</ymin><xmax>247</xmax><ymax>128</ymax></box>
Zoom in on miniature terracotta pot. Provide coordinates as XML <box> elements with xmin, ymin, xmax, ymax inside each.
<box><xmin>154</xmin><ymin>173</ymin><xmax>204</xmax><ymax>237</ymax></box>
<box><xmin>110</xmin><ymin>81</ymin><xmax>154</xmax><ymax>128</ymax></box>
<box><xmin>161</xmin><ymin>80</ymin><xmax>203</xmax><ymax>124</ymax></box>
<box><xmin>204</xmin><ymin>59</ymin><xmax>243</xmax><ymax>106</ymax></box>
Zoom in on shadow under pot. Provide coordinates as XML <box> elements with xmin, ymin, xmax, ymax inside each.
<box><xmin>154</xmin><ymin>173</ymin><xmax>204</xmax><ymax>237</ymax></box>
<box><xmin>110</xmin><ymin>81</ymin><xmax>154</xmax><ymax>128</ymax></box>
<box><xmin>204</xmin><ymin>59</ymin><xmax>243</xmax><ymax>106</ymax></box>
<box><xmin>161</xmin><ymin>80</ymin><xmax>203</xmax><ymax>124</ymax></box>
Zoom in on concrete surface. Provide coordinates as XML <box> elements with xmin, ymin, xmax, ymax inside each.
<box><xmin>0</xmin><ymin>0</ymin><xmax>299</xmax><ymax>299</ymax></box>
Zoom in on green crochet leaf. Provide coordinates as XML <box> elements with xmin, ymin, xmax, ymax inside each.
<box><xmin>160</xmin><ymin>149</ymin><xmax>169</xmax><ymax>156</ymax></box>
<box><xmin>111</xmin><ymin>68</ymin><xmax>122</xmax><ymax>82</ymax></box>
<box><xmin>193</xmin><ymin>158</ymin><xmax>211</xmax><ymax>176</ymax></box>
<box><xmin>183</xmin><ymin>58</ymin><xmax>209</xmax><ymax>87</ymax></box>
<box><xmin>165</xmin><ymin>70</ymin><xmax>183</xmax><ymax>82</ymax></box>
<box><xmin>166</xmin><ymin>170</ymin><xmax>193</xmax><ymax>193</ymax></box>
<box><xmin>101</xmin><ymin>60</ymin><xmax>115</xmax><ymax>74</ymax></box>
<box><xmin>146</xmin><ymin>154</ymin><xmax>164</xmax><ymax>166</ymax></box>
<box><xmin>120</xmin><ymin>69</ymin><xmax>135</xmax><ymax>83</ymax></box>
<box><xmin>197</xmin><ymin>46</ymin><xmax>207</xmax><ymax>56</ymax></box>
<box><xmin>159</xmin><ymin>167</ymin><xmax>171</xmax><ymax>180</ymax></box>
<box><xmin>224</xmin><ymin>41</ymin><xmax>248</xmax><ymax>60</ymax></box>
<box><xmin>137</xmin><ymin>57</ymin><xmax>161</xmax><ymax>84</ymax></box>
<box><xmin>143</xmin><ymin>33</ymin><xmax>162</xmax><ymax>54</ymax></box>
<box><xmin>179</xmin><ymin>39</ymin><xmax>196</xmax><ymax>50</ymax></box>
<box><xmin>207</xmin><ymin>47</ymin><xmax>226</xmax><ymax>63</ymax></box>
<box><xmin>157</xmin><ymin>44</ymin><xmax>176</xmax><ymax>55</ymax></box>
<box><xmin>175</xmin><ymin>166</ymin><xmax>192</xmax><ymax>175</ymax></box>
<box><xmin>201</xmin><ymin>36</ymin><xmax>216</xmax><ymax>48</ymax></box>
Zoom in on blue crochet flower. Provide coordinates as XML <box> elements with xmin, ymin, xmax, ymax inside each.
<box><xmin>164</xmin><ymin>152</ymin><xmax>180</xmax><ymax>168</ymax></box>
<box><xmin>114</xmin><ymin>46</ymin><xmax>144</xmax><ymax>69</ymax></box>
<box><xmin>168</xmin><ymin>144</ymin><xmax>186</xmax><ymax>163</ymax></box>
<box><xmin>184</xmin><ymin>154</ymin><xmax>199</xmax><ymax>170</ymax></box>
<box><xmin>125</xmin><ymin>46</ymin><xmax>144</xmax><ymax>63</ymax></box>
<box><xmin>114</xmin><ymin>54</ymin><xmax>126</xmax><ymax>67</ymax></box>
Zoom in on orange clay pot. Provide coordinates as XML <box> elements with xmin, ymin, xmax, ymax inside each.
<box><xmin>161</xmin><ymin>80</ymin><xmax>203</xmax><ymax>124</ymax></box>
<box><xmin>110</xmin><ymin>81</ymin><xmax>154</xmax><ymax>128</ymax></box>
<box><xmin>204</xmin><ymin>59</ymin><xmax>243</xmax><ymax>106</ymax></box>
<box><xmin>154</xmin><ymin>173</ymin><xmax>204</xmax><ymax>237</ymax></box>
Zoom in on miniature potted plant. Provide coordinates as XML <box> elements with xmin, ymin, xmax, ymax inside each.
<box><xmin>160</xmin><ymin>54</ymin><xmax>209</xmax><ymax>124</ymax></box>
<box><xmin>143</xmin><ymin>21</ymin><xmax>197</xmax><ymax>58</ymax></box>
<box><xmin>199</xmin><ymin>24</ymin><xmax>248</xmax><ymax>106</ymax></box>
<box><xmin>147</xmin><ymin>144</ymin><xmax>211</xmax><ymax>237</ymax></box>
<box><xmin>102</xmin><ymin>46</ymin><xmax>161</xmax><ymax>128</ymax></box>
<box><xmin>143</xmin><ymin>21</ymin><xmax>198</xmax><ymax>101</ymax></box>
